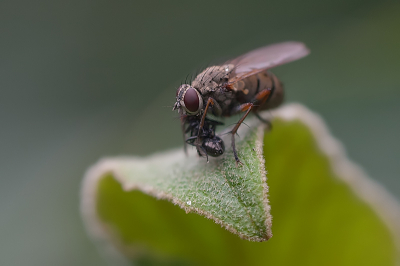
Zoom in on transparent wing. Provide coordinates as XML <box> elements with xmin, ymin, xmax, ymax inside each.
<box><xmin>226</xmin><ymin>42</ymin><xmax>310</xmax><ymax>85</ymax></box>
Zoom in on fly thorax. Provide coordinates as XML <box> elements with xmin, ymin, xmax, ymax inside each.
<box><xmin>192</xmin><ymin>64</ymin><xmax>234</xmax><ymax>95</ymax></box>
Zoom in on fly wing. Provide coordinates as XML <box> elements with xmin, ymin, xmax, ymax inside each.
<box><xmin>226</xmin><ymin>42</ymin><xmax>310</xmax><ymax>85</ymax></box>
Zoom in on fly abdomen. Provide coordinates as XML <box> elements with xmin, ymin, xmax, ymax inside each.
<box><xmin>234</xmin><ymin>71</ymin><xmax>284</xmax><ymax>110</ymax></box>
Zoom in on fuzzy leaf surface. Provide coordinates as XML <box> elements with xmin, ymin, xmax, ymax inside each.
<box><xmin>81</xmin><ymin>104</ymin><xmax>400</xmax><ymax>266</ymax></box>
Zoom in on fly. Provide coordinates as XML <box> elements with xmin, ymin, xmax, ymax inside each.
<box><xmin>173</xmin><ymin>42</ymin><xmax>310</xmax><ymax>165</ymax></box>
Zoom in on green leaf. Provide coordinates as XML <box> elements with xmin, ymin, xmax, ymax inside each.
<box><xmin>81</xmin><ymin>104</ymin><xmax>400</xmax><ymax>266</ymax></box>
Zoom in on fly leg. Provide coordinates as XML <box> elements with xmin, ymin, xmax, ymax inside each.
<box><xmin>255</xmin><ymin>113</ymin><xmax>272</xmax><ymax>129</ymax></box>
<box><xmin>231</xmin><ymin>102</ymin><xmax>254</xmax><ymax>166</ymax></box>
<box><xmin>180</xmin><ymin>115</ymin><xmax>188</xmax><ymax>155</ymax></box>
<box><xmin>186</xmin><ymin>136</ymin><xmax>209</xmax><ymax>161</ymax></box>
<box><xmin>230</xmin><ymin>88</ymin><xmax>273</xmax><ymax>165</ymax></box>
<box><xmin>253</xmin><ymin>88</ymin><xmax>273</xmax><ymax>129</ymax></box>
<box><xmin>196</xmin><ymin>97</ymin><xmax>217</xmax><ymax>161</ymax></box>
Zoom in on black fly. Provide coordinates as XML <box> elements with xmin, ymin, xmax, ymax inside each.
<box><xmin>184</xmin><ymin>116</ymin><xmax>224</xmax><ymax>161</ymax></box>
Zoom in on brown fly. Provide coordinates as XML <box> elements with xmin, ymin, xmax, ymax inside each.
<box><xmin>173</xmin><ymin>42</ymin><xmax>310</xmax><ymax>165</ymax></box>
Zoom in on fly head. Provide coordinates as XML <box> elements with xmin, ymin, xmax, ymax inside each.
<box><xmin>173</xmin><ymin>84</ymin><xmax>203</xmax><ymax>116</ymax></box>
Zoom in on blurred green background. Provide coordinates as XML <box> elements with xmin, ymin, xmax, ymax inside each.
<box><xmin>0</xmin><ymin>0</ymin><xmax>399</xmax><ymax>265</ymax></box>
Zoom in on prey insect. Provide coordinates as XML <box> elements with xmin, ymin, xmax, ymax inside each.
<box><xmin>173</xmin><ymin>42</ymin><xmax>310</xmax><ymax>165</ymax></box>
<box><xmin>184</xmin><ymin>115</ymin><xmax>225</xmax><ymax>160</ymax></box>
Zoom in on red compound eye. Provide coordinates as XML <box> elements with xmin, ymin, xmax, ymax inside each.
<box><xmin>184</xmin><ymin>88</ymin><xmax>200</xmax><ymax>113</ymax></box>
